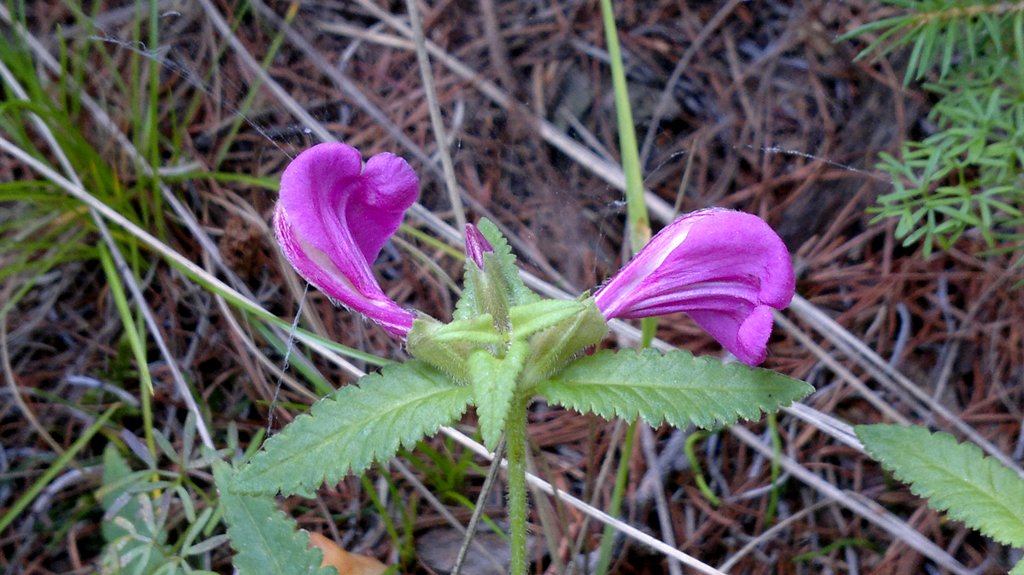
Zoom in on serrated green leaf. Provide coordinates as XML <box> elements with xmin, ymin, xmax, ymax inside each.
<box><xmin>470</xmin><ymin>341</ymin><xmax>528</xmax><ymax>449</ymax></box>
<box><xmin>856</xmin><ymin>424</ymin><xmax>1024</xmax><ymax>548</ymax></box>
<box><xmin>234</xmin><ymin>361</ymin><xmax>472</xmax><ymax>496</ymax></box>
<box><xmin>509</xmin><ymin>299</ymin><xmax>587</xmax><ymax>340</ymax></box>
<box><xmin>1012</xmin><ymin>558</ymin><xmax>1024</xmax><ymax>575</ymax></box>
<box><xmin>213</xmin><ymin>462</ymin><xmax>334</xmax><ymax>575</ymax></box>
<box><xmin>476</xmin><ymin>218</ymin><xmax>539</xmax><ymax>308</ymax></box>
<box><xmin>453</xmin><ymin>267</ymin><xmax>480</xmax><ymax>322</ymax></box>
<box><xmin>537</xmin><ymin>348</ymin><xmax>812</xmax><ymax>429</ymax></box>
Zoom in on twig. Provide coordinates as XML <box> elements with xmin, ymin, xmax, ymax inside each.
<box><xmin>451</xmin><ymin>436</ymin><xmax>507</xmax><ymax>575</ymax></box>
<box><xmin>638</xmin><ymin>0</ymin><xmax>743</xmax><ymax>167</ymax></box>
<box><xmin>639</xmin><ymin>424</ymin><xmax>682</xmax><ymax>575</ymax></box>
<box><xmin>717</xmin><ymin>500</ymin><xmax>829</xmax><ymax>571</ymax></box>
<box><xmin>728</xmin><ymin>425</ymin><xmax>972</xmax><ymax>575</ymax></box>
<box><xmin>404</xmin><ymin>0</ymin><xmax>466</xmax><ymax>231</ymax></box>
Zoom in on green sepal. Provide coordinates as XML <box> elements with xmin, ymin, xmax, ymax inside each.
<box><xmin>454</xmin><ymin>218</ymin><xmax>539</xmax><ymax>323</ymax></box>
<box><xmin>214</xmin><ymin>461</ymin><xmax>334</xmax><ymax>575</ymax></box>
<box><xmin>470</xmin><ymin>340</ymin><xmax>529</xmax><ymax>450</ymax></box>
<box><xmin>233</xmin><ymin>360</ymin><xmax>472</xmax><ymax>497</ymax></box>
<box><xmin>509</xmin><ymin>298</ymin><xmax>589</xmax><ymax>340</ymax></box>
<box><xmin>407</xmin><ymin>315</ymin><xmax>500</xmax><ymax>383</ymax></box>
<box><xmin>520</xmin><ymin>298</ymin><xmax>608</xmax><ymax>387</ymax></box>
<box><xmin>856</xmin><ymin>424</ymin><xmax>1024</xmax><ymax>548</ymax></box>
<box><xmin>537</xmin><ymin>348</ymin><xmax>812</xmax><ymax>429</ymax></box>
<box><xmin>413</xmin><ymin>314</ymin><xmax>501</xmax><ymax>345</ymax></box>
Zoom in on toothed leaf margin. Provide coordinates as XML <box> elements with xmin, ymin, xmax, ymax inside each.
<box><xmin>234</xmin><ymin>360</ymin><xmax>472</xmax><ymax>496</ymax></box>
<box><xmin>537</xmin><ymin>348</ymin><xmax>812</xmax><ymax>429</ymax></box>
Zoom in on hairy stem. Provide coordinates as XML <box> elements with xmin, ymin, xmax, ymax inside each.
<box><xmin>507</xmin><ymin>394</ymin><xmax>530</xmax><ymax>575</ymax></box>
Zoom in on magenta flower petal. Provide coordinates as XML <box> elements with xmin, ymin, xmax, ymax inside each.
<box><xmin>274</xmin><ymin>142</ymin><xmax>418</xmax><ymax>338</ymax></box>
<box><xmin>593</xmin><ymin>209</ymin><xmax>794</xmax><ymax>365</ymax></box>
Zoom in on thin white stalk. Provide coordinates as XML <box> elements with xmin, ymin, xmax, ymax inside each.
<box><xmin>782</xmin><ymin>403</ymin><xmax>864</xmax><ymax>452</ymax></box>
<box><xmin>789</xmin><ymin>294</ymin><xmax>1024</xmax><ymax>478</ymax></box>
<box><xmin>639</xmin><ymin>424</ymin><xmax>682</xmax><ymax>575</ymax></box>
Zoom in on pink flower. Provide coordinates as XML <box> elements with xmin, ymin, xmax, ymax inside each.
<box><xmin>593</xmin><ymin>209</ymin><xmax>794</xmax><ymax>366</ymax></box>
<box><xmin>274</xmin><ymin>142</ymin><xmax>419</xmax><ymax>338</ymax></box>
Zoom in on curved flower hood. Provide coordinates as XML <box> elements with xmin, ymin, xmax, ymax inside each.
<box><xmin>274</xmin><ymin>142</ymin><xmax>418</xmax><ymax>338</ymax></box>
<box><xmin>593</xmin><ymin>209</ymin><xmax>795</xmax><ymax>365</ymax></box>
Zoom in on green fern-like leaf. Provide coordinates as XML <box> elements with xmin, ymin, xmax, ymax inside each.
<box><xmin>234</xmin><ymin>360</ymin><xmax>472</xmax><ymax>496</ymax></box>
<box><xmin>841</xmin><ymin>0</ymin><xmax>1024</xmax><ymax>83</ymax></box>
<box><xmin>99</xmin><ymin>446</ymin><xmax>172</xmax><ymax>574</ymax></box>
<box><xmin>537</xmin><ymin>348</ymin><xmax>812</xmax><ymax>429</ymax></box>
<box><xmin>214</xmin><ymin>462</ymin><xmax>334</xmax><ymax>575</ymax></box>
<box><xmin>856</xmin><ymin>424</ymin><xmax>1024</xmax><ymax>548</ymax></box>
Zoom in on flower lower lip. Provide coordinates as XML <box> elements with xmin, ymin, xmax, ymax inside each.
<box><xmin>591</xmin><ymin>208</ymin><xmax>794</xmax><ymax>365</ymax></box>
<box><xmin>273</xmin><ymin>142</ymin><xmax>420</xmax><ymax>339</ymax></box>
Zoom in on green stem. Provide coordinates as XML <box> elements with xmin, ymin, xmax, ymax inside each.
<box><xmin>684</xmin><ymin>431</ymin><xmax>720</xmax><ymax>507</ymax></box>
<box><xmin>766</xmin><ymin>412</ymin><xmax>781</xmax><ymax>523</ymax></box>
<box><xmin>600</xmin><ymin>0</ymin><xmax>649</xmax><ymax>253</ymax></box>
<box><xmin>506</xmin><ymin>394</ymin><xmax>530</xmax><ymax>575</ymax></box>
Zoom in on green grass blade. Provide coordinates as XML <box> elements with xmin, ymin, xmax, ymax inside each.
<box><xmin>596</xmin><ymin>3</ymin><xmax>658</xmax><ymax>570</ymax></box>
<box><xmin>98</xmin><ymin>244</ymin><xmax>154</xmax><ymax>397</ymax></box>
<box><xmin>599</xmin><ymin>0</ymin><xmax>648</xmax><ymax>253</ymax></box>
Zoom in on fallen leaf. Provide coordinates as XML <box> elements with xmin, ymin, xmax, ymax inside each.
<box><xmin>308</xmin><ymin>532</ymin><xmax>388</xmax><ymax>575</ymax></box>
